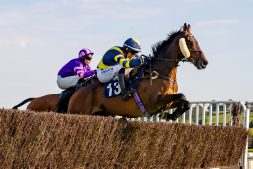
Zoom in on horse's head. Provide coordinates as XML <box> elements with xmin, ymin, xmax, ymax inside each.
<box><xmin>179</xmin><ymin>23</ymin><xmax>208</xmax><ymax>69</ymax></box>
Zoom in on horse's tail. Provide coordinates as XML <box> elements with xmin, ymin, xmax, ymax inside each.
<box><xmin>12</xmin><ymin>98</ymin><xmax>36</xmax><ymax>109</ymax></box>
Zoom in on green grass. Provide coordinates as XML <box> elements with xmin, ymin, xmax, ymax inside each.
<box><xmin>250</xmin><ymin>111</ymin><xmax>253</xmax><ymax>127</ymax></box>
<box><xmin>179</xmin><ymin>110</ymin><xmax>253</xmax><ymax>126</ymax></box>
<box><xmin>248</xmin><ymin>123</ymin><xmax>253</xmax><ymax>151</ymax></box>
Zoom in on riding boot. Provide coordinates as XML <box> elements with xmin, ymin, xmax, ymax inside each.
<box><xmin>57</xmin><ymin>87</ymin><xmax>76</xmax><ymax>113</ymax></box>
<box><xmin>75</xmin><ymin>78</ymin><xmax>85</xmax><ymax>90</ymax></box>
<box><xmin>118</xmin><ymin>69</ymin><xmax>129</xmax><ymax>101</ymax></box>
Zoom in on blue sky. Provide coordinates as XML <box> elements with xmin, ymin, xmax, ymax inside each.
<box><xmin>0</xmin><ymin>0</ymin><xmax>252</xmax><ymax>109</ymax></box>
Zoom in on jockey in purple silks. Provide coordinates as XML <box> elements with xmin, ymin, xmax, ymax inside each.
<box><xmin>57</xmin><ymin>48</ymin><xmax>96</xmax><ymax>89</ymax></box>
<box><xmin>56</xmin><ymin>48</ymin><xmax>96</xmax><ymax>113</ymax></box>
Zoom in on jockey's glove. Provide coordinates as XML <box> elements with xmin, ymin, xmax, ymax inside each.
<box><xmin>141</xmin><ymin>54</ymin><xmax>153</xmax><ymax>61</ymax></box>
<box><xmin>140</xmin><ymin>56</ymin><xmax>148</xmax><ymax>64</ymax></box>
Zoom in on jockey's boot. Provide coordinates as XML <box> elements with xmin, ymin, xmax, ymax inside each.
<box><xmin>57</xmin><ymin>86</ymin><xmax>76</xmax><ymax>113</ymax></box>
<box><xmin>75</xmin><ymin>78</ymin><xmax>84</xmax><ymax>90</ymax></box>
<box><xmin>118</xmin><ymin>69</ymin><xmax>129</xmax><ymax>101</ymax></box>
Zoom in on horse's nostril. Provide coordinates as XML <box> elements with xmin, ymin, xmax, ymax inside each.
<box><xmin>203</xmin><ymin>60</ymin><xmax>208</xmax><ymax>66</ymax></box>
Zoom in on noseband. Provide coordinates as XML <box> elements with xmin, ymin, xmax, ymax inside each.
<box><xmin>146</xmin><ymin>33</ymin><xmax>202</xmax><ymax>82</ymax></box>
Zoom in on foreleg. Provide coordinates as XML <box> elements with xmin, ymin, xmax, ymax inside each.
<box><xmin>156</xmin><ymin>93</ymin><xmax>190</xmax><ymax>121</ymax></box>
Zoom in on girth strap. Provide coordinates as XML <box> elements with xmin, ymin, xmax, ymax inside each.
<box><xmin>132</xmin><ymin>90</ymin><xmax>149</xmax><ymax>117</ymax></box>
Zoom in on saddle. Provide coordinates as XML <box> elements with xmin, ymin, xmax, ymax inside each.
<box><xmin>75</xmin><ymin>76</ymin><xmax>98</xmax><ymax>89</ymax></box>
<box><xmin>57</xmin><ymin>76</ymin><xmax>97</xmax><ymax>113</ymax></box>
<box><xmin>104</xmin><ymin>68</ymin><xmax>144</xmax><ymax>99</ymax></box>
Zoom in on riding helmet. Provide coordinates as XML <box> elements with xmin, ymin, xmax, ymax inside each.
<box><xmin>123</xmin><ymin>38</ymin><xmax>141</xmax><ymax>53</ymax></box>
<box><xmin>78</xmin><ymin>48</ymin><xmax>94</xmax><ymax>60</ymax></box>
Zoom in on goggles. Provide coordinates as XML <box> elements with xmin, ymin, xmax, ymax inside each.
<box><xmin>84</xmin><ymin>54</ymin><xmax>93</xmax><ymax>60</ymax></box>
<box><xmin>129</xmin><ymin>50</ymin><xmax>138</xmax><ymax>54</ymax></box>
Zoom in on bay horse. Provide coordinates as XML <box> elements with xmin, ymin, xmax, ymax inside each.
<box><xmin>67</xmin><ymin>23</ymin><xmax>208</xmax><ymax>120</ymax></box>
<box><xmin>12</xmin><ymin>94</ymin><xmax>59</xmax><ymax>112</ymax></box>
<box><xmin>12</xmin><ymin>77</ymin><xmax>96</xmax><ymax>112</ymax></box>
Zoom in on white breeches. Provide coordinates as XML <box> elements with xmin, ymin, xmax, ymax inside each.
<box><xmin>57</xmin><ymin>75</ymin><xmax>80</xmax><ymax>89</ymax></box>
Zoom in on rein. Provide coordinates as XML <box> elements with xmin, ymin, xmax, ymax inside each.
<box><xmin>143</xmin><ymin>56</ymin><xmax>189</xmax><ymax>83</ymax></box>
<box><xmin>153</xmin><ymin>58</ymin><xmax>179</xmax><ymax>62</ymax></box>
<box><xmin>152</xmin><ymin>57</ymin><xmax>190</xmax><ymax>63</ymax></box>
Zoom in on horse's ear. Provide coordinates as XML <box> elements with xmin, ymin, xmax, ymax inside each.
<box><xmin>188</xmin><ymin>24</ymin><xmax>191</xmax><ymax>32</ymax></box>
<box><xmin>183</xmin><ymin>23</ymin><xmax>187</xmax><ymax>31</ymax></box>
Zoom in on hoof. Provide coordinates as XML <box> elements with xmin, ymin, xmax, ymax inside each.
<box><xmin>120</xmin><ymin>116</ymin><xmax>128</xmax><ymax>121</ymax></box>
<box><xmin>165</xmin><ymin>114</ymin><xmax>177</xmax><ymax>121</ymax></box>
<box><xmin>183</xmin><ymin>100</ymin><xmax>190</xmax><ymax>111</ymax></box>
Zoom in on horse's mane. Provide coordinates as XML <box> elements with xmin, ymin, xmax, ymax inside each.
<box><xmin>152</xmin><ymin>30</ymin><xmax>181</xmax><ymax>58</ymax></box>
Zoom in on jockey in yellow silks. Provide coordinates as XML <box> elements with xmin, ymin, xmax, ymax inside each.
<box><xmin>96</xmin><ymin>38</ymin><xmax>147</xmax><ymax>100</ymax></box>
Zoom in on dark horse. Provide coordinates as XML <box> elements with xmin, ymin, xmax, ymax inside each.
<box><xmin>67</xmin><ymin>23</ymin><xmax>208</xmax><ymax>120</ymax></box>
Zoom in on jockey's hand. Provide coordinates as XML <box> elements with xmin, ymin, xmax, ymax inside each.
<box><xmin>140</xmin><ymin>55</ymin><xmax>149</xmax><ymax>64</ymax></box>
<box><xmin>141</xmin><ymin>54</ymin><xmax>153</xmax><ymax>61</ymax></box>
<box><xmin>90</xmin><ymin>70</ymin><xmax>97</xmax><ymax>77</ymax></box>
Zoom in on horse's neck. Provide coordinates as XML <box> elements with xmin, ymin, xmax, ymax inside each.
<box><xmin>151</xmin><ymin>41</ymin><xmax>179</xmax><ymax>78</ymax></box>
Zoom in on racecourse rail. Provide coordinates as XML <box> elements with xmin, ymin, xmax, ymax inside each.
<box><xmin>122</xmin><ymin>100</ymin><xmax>250</xmax><ymax>169</ymax></box>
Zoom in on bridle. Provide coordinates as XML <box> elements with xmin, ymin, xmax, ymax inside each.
<box><xmin>153</xmin><ymin>34</ymin><xmax>202</xmax><ymax>63</ymax></box>
<box><xmin>145</xmin><ymin>32</ymin><xmax>202</xmax><ymax>83</ymax></box>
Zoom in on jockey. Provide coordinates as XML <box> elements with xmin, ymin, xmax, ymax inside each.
<box><xmin>56</xmin><ymin>48</ymin><xmax>96</xmax><ymax>112</ymax></box>
<box><xmin>57</xmin><ymin>48</ymin><xmax>96</xmax><ymax>89</ymax></box>
<box><xmin>96</xmin><ymin>38</ymin><xmax>147</xmax><ymax>100</ymax></box>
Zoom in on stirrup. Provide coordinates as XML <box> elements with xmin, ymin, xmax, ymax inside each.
<box><xmin>122</xmin><ymin>91</ymin><xmax>130</xmax><ymax>101</ymax></box>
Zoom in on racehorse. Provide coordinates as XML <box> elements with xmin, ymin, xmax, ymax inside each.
<box><xmin>12</xmin><ymin>77</ymin><xmax>95</xmax><ymax>112</ymax></box>
<box><xmin>12</xmin><ymin>94</ymin><xmax>59</xmax><ymax>112</ymax></box>
<box><xmin>67</xmin><ymin>23</ymin><xmax>208</xmax><ymax>120</ymax></box>
<box><xmin>12</xmin><ymin>76</ymin><xmax>97</xmax><ymax>112</ymax></box>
